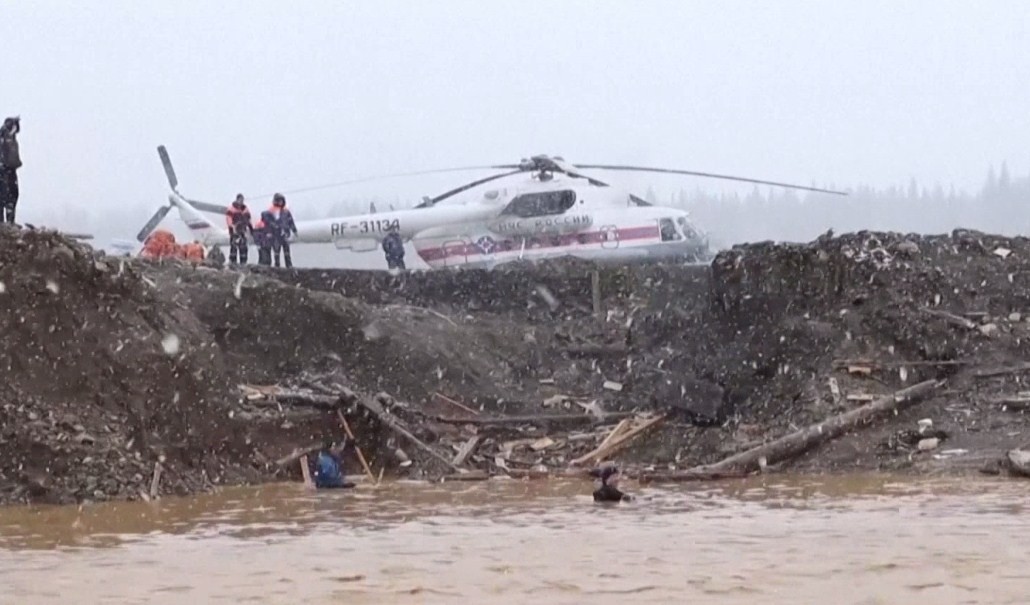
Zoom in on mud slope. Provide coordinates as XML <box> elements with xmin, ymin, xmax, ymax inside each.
<box><xmin>0</xmin><ymin>229</ymin><xmax>262</xmax><ymax>504</ymax></box>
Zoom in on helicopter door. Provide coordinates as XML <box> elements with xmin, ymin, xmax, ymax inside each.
<box><xmin>441</xmin><ymin>239</ymin><xmax>469</xmax><ymax>267</ymax></box>
<box><xmin>600</xmin><ymin>225</ymin><xmax>619</xmax><ymax>249</ymax></box>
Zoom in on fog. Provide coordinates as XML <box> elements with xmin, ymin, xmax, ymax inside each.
<box><xmin>2</xmin><ymin>1</ymin><xmax>1028</xmax><ymax>268</ymax></box>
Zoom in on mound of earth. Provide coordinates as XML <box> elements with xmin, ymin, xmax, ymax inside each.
<box><xmin>0</xmin><ymin>229</ymin><xmax>264</xmax><ymax>504</ymax></box>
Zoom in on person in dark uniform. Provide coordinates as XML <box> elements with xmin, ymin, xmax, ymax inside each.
<box><xmin>254</xmin><ymin>211</ymin><xmax>274</xmax><ymax>266</ymax></box>
<box><xmin>0</xmin><ymin>116</ymin><xmax>22</xmax><ymax>225</ymax></box>
<box><xmin>381</xmin><ymin>228</ymin><xmax>406</xmax><ymax>270</ymax></box>
<box><xmin>269</xmin><ymin>193</ymin><xmax>298</xmax><ymax>268</ymax></box>
<box><xmin>225</xmin><ymin>194</ymin><xmax>252</xmax><ymax>265</ymax></box>
<box><xmin>590</xmin><ymin>462</ymin><xmax>633</xmax><ymax>502</ymax></box>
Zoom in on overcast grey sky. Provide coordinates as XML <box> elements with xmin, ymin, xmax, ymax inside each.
<box><xmin>2</xmin><ymin>1</ymin><xmax>1028</xmax><ymax>243</ymax></box>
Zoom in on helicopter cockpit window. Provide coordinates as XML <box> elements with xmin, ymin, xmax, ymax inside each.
<box><xmin>676</xmin><ymin>216</ymin><xmax>696</xmax><ymax>239</ymax></box>
<box><xmin>659</xmin><ymin>218</ymin><xmax>682</xmax><ymax>242</ymax></box>
<box><xmin>500</xmin><ymin>190</ymin><xmax>577</xmax><ymax>218</ymax></box>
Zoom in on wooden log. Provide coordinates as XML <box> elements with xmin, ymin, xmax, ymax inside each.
<box><xmin>920</xmin><ymin>308</ymin><xmax>977</xmax><ymax>330</ymax></box>
<box><xmin>505</xmin><ymin>467</ymin><xmax>593</xmax><ymax>480</ymax></box>
<box><xmin>564</xmin><ymin>343</ymin><xmax>630</xmax><ymax>358</ymax></box>
<box><xmin>694</xmin><ymin>379</ymin><xmax>941</xmax><ymax>474</ymax></box>
<box><xmin>357</xmin><ymin>395</ymin><xmax>464</xmax><ymax>474</ymax></box>
<box><xmin>275</xmin><ymin>442</ymin><xmax>323</xmax><ymax>467</ymax></box>
<box><xmin>976</xmin><ymin>363</ymin><xmax>1030</xmax><ymax>378</ymax></box>
<box><xmin>991</xmin><ymin>396</ymin><xmax>1030</xmax><ymax>411</ymax></box>
<box><xmin>441</xmin><ymin>470</ymin><xmax>490</xmax><ymax>482</ymax></box>
<box><xmin>149</xmin><ymin>461</ymin><xmax>163</xmax><ymax>499</ymax></box>
<box><xmin>433</xmin><ymin>392</ymin><xmax>480</xmax><ymax>416</ymax></box>
<box><xmin>239</xmin><ymin>384</ymin><xmax>342</xmax><ymax>409</ymax></box>
<box><xmin>594</xmin><ymin>418</ymin><xmax>632</xmax><ymax>453</ymax></box>
<box><xmin>637</xmin><ymin>469</ymin><xmax>751</xmax><ymax>483</ymax></box>
<box><xmin>833</xmin><ymin>358</ymin><xmax>970</xmax><ymax>369</ymax></box>
<box><xmin>299</xmin><ymin>455</ymin><xmax>314</xmax><ymax>489</ymax></box>
<box><xmin>337</xmin><ymin>410</ymin><xmax>377</xmax><ymax>484</ymax></box>
<box><xmin>431</xmin><ymin>411</ymin><xmax>636</xmax><ymax>426</ymax></box>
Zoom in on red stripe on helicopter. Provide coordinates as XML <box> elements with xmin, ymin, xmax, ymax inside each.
<box><xmin>416</xmin><ymin>225</ymin><xmax>660</xmax><ymax>262</ymax></box>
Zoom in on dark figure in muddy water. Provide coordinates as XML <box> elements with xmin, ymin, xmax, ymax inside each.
<box><xmin>382</xmin><ymin>229</ymin><xmax>405</xmax><ymax>270</ymax></box>
<box><xmin>590</xmin><ymin>462</ymin><xmax>633</xmax><ymax>502</ymax></box>
<box><xmin>225</xmin><ymin>194</ymin><xmax>252</xmax><ymax>265</ymax></box>
<box><xmin>269</xmin><ymin>193</ymin><xmax>298</xmax><ymax>268</ymax></box>
<box><xmin>0</xmin><ymin>116</ymin><xmax>22</xmax><ymax>225</ymax></box>
<box><xmin>310</xmin><ymin>439</ymin><xmax>356</xmax><ymax>489</ymax></box>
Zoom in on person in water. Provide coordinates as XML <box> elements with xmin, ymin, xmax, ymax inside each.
<box><xmin>590</xmin><ymin>462</ymin><xmax>633</xmax><ymax>502</ymax></box>
<box><xmin>311</xmin><ymin>439</ymin><xmax>356</xmax><ymax>489</ymax></box>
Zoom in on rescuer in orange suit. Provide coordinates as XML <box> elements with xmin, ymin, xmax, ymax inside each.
<box><xmin>183</xmin><ymin>241</ymin><xmax>206</xmax><ymax>263</ymax></box>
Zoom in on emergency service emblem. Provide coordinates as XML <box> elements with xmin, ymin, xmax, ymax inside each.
<box><xmin>475</xmin><ymin>236</ymin><xmax>497</xmax><ymax>254</ymax></box>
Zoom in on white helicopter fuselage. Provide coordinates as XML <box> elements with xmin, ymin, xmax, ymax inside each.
<box><xmin>170</xmin><ymin>171</ymin><xmax>710</xmax><ymax>269</ymax></box>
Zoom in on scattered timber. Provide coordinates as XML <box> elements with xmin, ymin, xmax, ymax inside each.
<box><xmin>356</xmin><ymin>393</ymin><xmax>465</xmax><ymax>474</ymax></box>
<box><xmin>569</xmin><ymin>415</ymin><xmax>666</xmax><ymax>467</ymax></box>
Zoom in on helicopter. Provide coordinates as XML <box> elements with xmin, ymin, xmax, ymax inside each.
<box><xmin>138</xmin><ymin>146</ymin><xmax>847</xmax><ymax>270</ymax></box>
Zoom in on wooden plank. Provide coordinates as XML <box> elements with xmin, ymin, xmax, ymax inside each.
<box><xmin>337</xmin><ymin>410</ymin><xmax>377</xmax><ymax>484</ymax></box>
<box><xmin>300</xmin><ymin>455</ymin><xmax>314</xmax><ymax>489</ymax></box>
<box><xmin>149</xmin><ymin>461</ymin><xmax>163</xmax><ymax>500</ymax></box>
<box><xmin>451</xmin><ymin>436</ymin><xmax>482</xmax><ymax>466</ymax></box>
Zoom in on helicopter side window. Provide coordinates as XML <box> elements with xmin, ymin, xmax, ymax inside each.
<box><xmin>500</xmin><ymin>190</ymin><xmax>577</xmax><ymax>218</ymax></box>
<box><xmin>659</xmin><ymin>218</ymin><xmax>682</xmax><ymax>242</ymax></box>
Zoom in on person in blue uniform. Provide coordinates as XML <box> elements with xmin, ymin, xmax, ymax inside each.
<box><xmin>311</xmin><ymin>439</ymin><xmax>356</xmax><ymax>489</ymax></box>
<box><xmin>269</xmin><ymin>193</ymin><xmax>298</xmax><ymax>268</ymax></box>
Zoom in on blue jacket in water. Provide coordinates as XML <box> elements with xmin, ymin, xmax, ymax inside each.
<box><xmin>314</xmin><ymin>451</ymin><xmax>351</xmax><ymax>489</ymax></box>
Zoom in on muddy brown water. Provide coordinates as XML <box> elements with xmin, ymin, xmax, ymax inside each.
<box><xmin>1</xmin><ymin>475</ymin><xmax>1028</xmax><ymax>604</ymax></box>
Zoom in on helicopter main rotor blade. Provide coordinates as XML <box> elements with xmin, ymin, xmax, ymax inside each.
<box><xmin>185</xmin><ymin>198</ymin><xmax>233</xmax><ymax>215</ymax></box>
<box><xmin>416</xmin><ymin>169</ymin><xmax>525</xmax><ymax>208</ymax></box>
<box><xmin>575</xmin><ymin>164</ymin><xmax>848</xmax><ymax>196</ymax></box>
<box><xmin>136</xmin><ymin>205</ymin><xmax>172</xmax><ymax>242</ymax></box>
<box><xmin>250</xmin><ymin>165</ymin><xmax>510</xmax><ymax>201</ymax></box>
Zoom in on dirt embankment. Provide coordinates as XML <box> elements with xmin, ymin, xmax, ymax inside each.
<box><xmin>2</xmin><ymin>227</ymin><xmax>1029</xmax><ymax>505</ymax></box>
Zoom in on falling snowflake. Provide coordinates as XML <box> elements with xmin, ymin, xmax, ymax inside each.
<box><xmin>0</xmin><ymin>281</ymin><xmax>5</xmax><ymax>294</ymax></box>
<box><xmin>46</xmin><ymin>280</ymin><xmax>59</xmax><ymax>294</ymax></box>
<box><xmin>161</xmin><ymin>334</ymin><xmax>181</xmax><ymax>355</ymax></box>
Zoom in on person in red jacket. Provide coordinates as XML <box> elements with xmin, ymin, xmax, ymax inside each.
<box><xmin>225</xmin><ymin>194</ymin><xmax>253</xmax><ymax>265</ymax></box>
